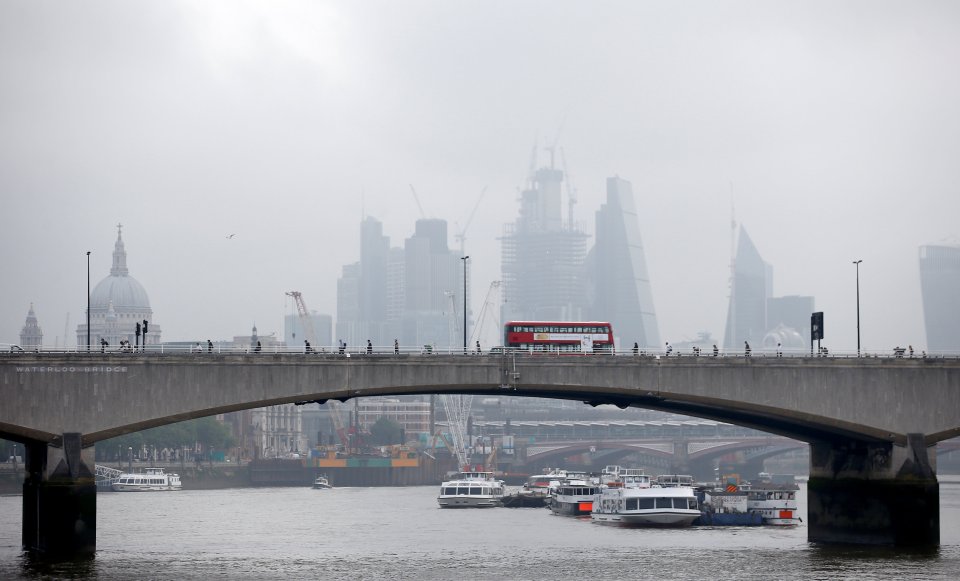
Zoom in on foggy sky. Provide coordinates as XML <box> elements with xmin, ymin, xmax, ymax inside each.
<box><xmin>2</xmin><ymin>1</ymin><xmax>959</xmax><ymax>353</ymax></box>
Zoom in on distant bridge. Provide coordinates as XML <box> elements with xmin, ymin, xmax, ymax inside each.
<box><xmin>2</xmin><ymin>351</ymin><xmax>958</xmax><ymax>553</ymax></box>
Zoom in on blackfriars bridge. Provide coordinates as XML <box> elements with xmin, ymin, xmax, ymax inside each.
<box><xmin>2</xmin><ymin>351</ymin><xmax>959</xmax><ymax>555</ymax></box>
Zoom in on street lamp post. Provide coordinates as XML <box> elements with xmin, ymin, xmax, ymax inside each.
<box><xmin>853</xmin><ymin>259</ymin><xmax>863</xmax><ymax>356</ymax></box>
<box><xmin>461</xmin><ymin>256</ymin><xmax>469</xmax><ymax>353</ymax></box>
<box><xmin>86</xmin><ymin>251</ymin><xmax>91</xmax><ymax>352</ymax></box>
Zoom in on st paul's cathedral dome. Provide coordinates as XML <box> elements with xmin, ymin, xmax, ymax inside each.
<box><xmin>77</xmin><ymin>225</ymin><xmax>161</xmax><ymax>348</ymax></box>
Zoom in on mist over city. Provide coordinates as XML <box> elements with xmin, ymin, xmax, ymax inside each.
<box><xmin>3</xmin><ymin>1</ymin><xmax>959</xmax><ymax>353</ymax></box>
<box><xmin>5</xmin><ymin>4</ymin><xmax>960</xmax><ymax>576</ymax></box>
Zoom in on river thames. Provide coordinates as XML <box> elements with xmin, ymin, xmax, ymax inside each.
<box><xmin>2</xmin><ymin>478</ymin><xmax>959</xmax><ymax>580</ymax></box>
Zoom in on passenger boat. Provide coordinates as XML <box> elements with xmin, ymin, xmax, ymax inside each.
<box><xmin>741</xmin><ymin>481</ymin><xmax>802</xmax><ymax>525</ymax></box>
<box><xmin>695</xmin><ymin>489</ymin><xmax>763</xmax><ymax>526</ymax></box>
<box><xmin>504</xmin><ymin>469</ymin><xmax>565</xmax><ymax>507</ymax></box>
<box><xmin>549</xmin><ymin>472</ymin><xmax>601</xmax><ymax>516</ymax></box>
<box><xmin>437</xmin><ymin>471</ymin><xmax>505</xmax><ymax>508</ymax></box>
<box><xmin>656</xmin><ymin>474</ymin><xmax>695</xmax><ymax>487</ymax></box>
<box><xmin>312</xmin><ymin>475</ymin><xmax>332</xmax><ymax>489</ymax></box>
<box><xmin>591</xmin><ymin>472</ymin><xmax>700</xmax><ymax>527</ymax></box>
<box><xmin>521</xmin><ymin>470</ymin><xmax>563</xmax><ymax>497</ymax></box>
<box><xmin>111</xmin><ymin>467</ymin><xmax>182</xmax><ymax>492</ymax></box>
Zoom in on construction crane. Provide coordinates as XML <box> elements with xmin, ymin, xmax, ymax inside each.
<box><xmin>445</xmin><ymin>291</ymin><xmax>460</xmax><ymax>351</ymax></box>
<box><xmin>286</xmin><ymin>291</ymin><xmax>348</xmax><ymax>448</ymax></box>
<box><xmin>470</xmin><ymin>281</ymin><xmax>502</xmax><ymax>349</ymax></box>
<box><xmin>408</xmin><ymin>184</ymin><xmax>427</xmax><ymax>219</ymax></box>
<box><xmin>440</xmin><ymin>392</ymin><xmax>473</xmax><ymax>471</ymax></box>
<box><xmin>285</xmin><ymin>291</ymin><xmax>318</xmax><ymax>345</ymax></box>
<box><xmin>560</xmin><ymin>147</ymin><xmax>577</xmax><ymax>230</ymax></box>
<box><xmin>454</xmin><ymin>186</ymin><xmax>487</xmax><ymax>257</ymax></box>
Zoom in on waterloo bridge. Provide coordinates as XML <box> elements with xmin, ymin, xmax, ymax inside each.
<box><xmin>2</xmin><ymin>350</ymin><xmax>959</xmax><ymax>555</ymax></box>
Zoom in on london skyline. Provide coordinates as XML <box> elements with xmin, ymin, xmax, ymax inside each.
<box><xmin>3</xmin><ymin>2</ymin><xmax>959</xmax><ymax>352</ymax></box>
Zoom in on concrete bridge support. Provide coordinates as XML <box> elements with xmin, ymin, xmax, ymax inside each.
<box><xmin>808</xmin><ymin>434</ymin><xmax>939</xmax><ymax>546</ymax></box>
<box><xmin>21</xmin><ymin>433</ymin><xmax>97</xmax><ymax>556</ymax></box>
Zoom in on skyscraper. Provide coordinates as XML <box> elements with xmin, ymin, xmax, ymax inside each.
<box><xmin>919</xmin><ymin>243</ymin><xmax>960</xmax><ymax>353</ymax></box>
<box><xmin>723</xmin><ymin>225</ymin><xmax>815</xmax><ymax>352</ymax></box>
<box><xmin>336</xmin><ymin>217</ymin><xmax>465</xmax><ymax>350</ymax></box>
<box><xmin>501</xmin><ymin>164</ymin><xmax>588</xmax><ymax>323</ymax></box>
<box><xmin>723</xmin><ymin>226</ymin><xmax>772</xmax><ymax>350</ymax></box>
<box><xmin>588</xmin><ymin>177</ymin><xmax>661</xmax><ymax>348</ymax></box>
<box><xmin>335</xmin><ymin>216</ymin><xmax>395</xmax><ymax>348</ymax></box>
<box><xmin>400</xmin><ymin>219</ymin><xmax>463</xmax><ymax>349</ymax></box>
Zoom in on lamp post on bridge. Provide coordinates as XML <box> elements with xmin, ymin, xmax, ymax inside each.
<box><xmin>461</xmin><ymin>255</ymin><xmax>469</xmax><ymax>354</ymax></box>
<box><xmin>853</xmin><ymin>259</ymin><xmax>862</xmax><ymax>357</ymax></box>
<box><xmin>86</xmin><ymin>251</ymin><xmax>91</xmax><ymax>352</ymax></box>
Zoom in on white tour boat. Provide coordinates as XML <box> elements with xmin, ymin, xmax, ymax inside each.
<box><xmin>549</xmin><ymin>472</ymin><xmax>602</xmax><ymax>516</ymax></box>
<box><xmin>741</xmin><ymin>481</ymin><xmax>802</xmax><ymax>525</ymax></box>
<box><xmin>520</xmin><ymin>469</ymin><xmax>565</xmax><ymax>499</ymax></box>
<box><xmin>312</xmin><ymin>475</ymin><xmax>333</xmax><ymax>489</ymax></box>
<box><xmin>111</xmin><ymin>467</ymin><xmax>182</xmax><ymax>492</ymax></box>
<box><xmin>591</xmin><ymin>472</ymin><xmax>700</xmax><ymax>527</ymax></box>
<box><xmin>437</xmin><ymin>471</ymin><xmax>505</xmax><ymax>508</ymax></box>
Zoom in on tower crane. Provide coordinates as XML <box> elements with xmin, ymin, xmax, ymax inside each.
<box><xmin>286</xmin><ymin>291</ymin><xmax>349</xmax><ymax>448</ymax></box>
<box><xmin>470</xmin><ymin>281</ymin><xmax>502</xmax><ymax>349</ymax></box>
<box><xmin>560</xmin><ymin>147</ymin><xmax>577</xmax><ymax>230</ymax></box>
<box><xmin>408</xmin><ymin>184</ymin><xmax>427</xmax><ymax>219</ymax></box>
<box><xmin>454</xmin><ymin>186</ymin><xmax>487</xmax><ymax>257</ymax></box>
<box><xmin>285</xmin><ymin>291</ymin><xmax>318</xmax><ymax>345</ymax></box>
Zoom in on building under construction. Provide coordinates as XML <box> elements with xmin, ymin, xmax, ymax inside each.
<box><xmin>501</xmin><ymin>164</ymin><xmax>589</xmax><ymax>324</ymax></box>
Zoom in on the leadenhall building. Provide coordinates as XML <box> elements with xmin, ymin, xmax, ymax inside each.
<box><xmin>76</xmin><ymin>226</ymin><xmax>162</xmax><ymax>349</ymax></box>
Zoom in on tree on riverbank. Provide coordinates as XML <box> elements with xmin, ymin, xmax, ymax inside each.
<box><xmin>369</xmin><ymin>417</ymin><xmax>403</xmax><ymax>446</ymax></box>
<box><xmin>97</xmin><ymin>417</ymin><xmax>236</xmax><ymax>461</ymax></box>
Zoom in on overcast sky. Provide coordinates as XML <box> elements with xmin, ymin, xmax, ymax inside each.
<box><xmin>2</xmin><ymin>1</ymin><xmax>958</xmax><ymax>353</ymax></box>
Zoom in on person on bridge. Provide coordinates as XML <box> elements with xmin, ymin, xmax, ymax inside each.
<box><xmin>254</xmin><ymin>341</ymin><xmax>262</xmax><ymax>353</ymax></box>
<box><xmin>207</xmin><ymin>339</ymin><xmax>213</xmax><ymax>353</ymax></box>
<box><xmin>476</xmin><ymin>341</ymin><xmax>481</xmax><ymax>354</ymax></box>
<box><xmin>633</xmin><ymin>342</ymin><xmax>639</xmax><ymax>356</ymax></box>
<box><xmin>744</xmin><ymin>341</ymin><xmax>751</xmax><ymax>357</ymax></box>
<box><xmin>665</xmin><ymin>342</ymin><xmax>672</xmax><ymax>356</ymax></box>
<box><xmin>777</xmin><ymin>342</ymin><xmax>782</xmax><ymax>357</ymax></box>
<box><xmin>339</xmin><ymin>340</ymin><xmax>345</xmax><ymax>355</ymax></box>
<box><xmin>304</xmin><ymin>340</ymin><xmax>312</xmax><ymax>354</ymax></box>
<box><xmin>394</xmin><ymin>339</ymin><xmax>399</xmax><ymax>355</ymax></box>
<box><xmin>713</xmin><ymin>344</ymin><xmax>719</xmax><ymax>357</ymax></box>
<box><xmin>367</xmin><ymin>340</ymin><xmax>373</xmax><ymax>355</ymax></box>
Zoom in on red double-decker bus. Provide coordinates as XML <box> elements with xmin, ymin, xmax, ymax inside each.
<box><xmin>503</xmin><ymin>321</ymin><xmax>615</xmax><ymax>353</ymax></box>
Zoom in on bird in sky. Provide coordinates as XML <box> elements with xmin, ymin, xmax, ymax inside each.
<box><xmin>226</xmin><ymin>234</ymin><xmax>235</xmax><ymax>239</ymax></box>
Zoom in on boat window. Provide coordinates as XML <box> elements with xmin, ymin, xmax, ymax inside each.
<box><xmin>637</xmin><ymin>498</ymin><xmax>655</xmax><ymax>509</ymax></box>
<box><xmin>655</xmin><ymin>498</ymin><xmax>672</xmax><ymax>509</ymax></box>
<box><xmin>687</xmin><ymin>499</ymin><xmax>698</xmax><ymax>510</ymax></box>
<box><xmin>626</xmin><ymin>498</ymin><xmax>638</xmax><ymax>510</ymax></box>
<box><xmin>457</xmin><ymin>487</ymin><xmax>468</xmax><ymax>495</ymax></box>
<box><xmin>469</xmin><ymin>487</ymin><xmax>482</xmax><ymax>495</ymax></box>
<box><xmin>443</xmin><ymin>487</ymin><xmax>455</xmax><ymax>495</ymax></box>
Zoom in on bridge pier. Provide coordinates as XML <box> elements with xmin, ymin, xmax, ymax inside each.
<box><xmin>21</xmin><ymin>433</ymin><xmax>97</xmax><ymax>557</ymax></box>
<box><xmin>808</xmin><ymin>433</ymin><xmax>938</xmax><ymax>546</ymax></box>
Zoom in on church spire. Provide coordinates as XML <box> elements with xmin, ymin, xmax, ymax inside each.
<box><xmin>110</xmin><ymin>222</ymin><xmax>129</xmax><ymax>276</ymax></box>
